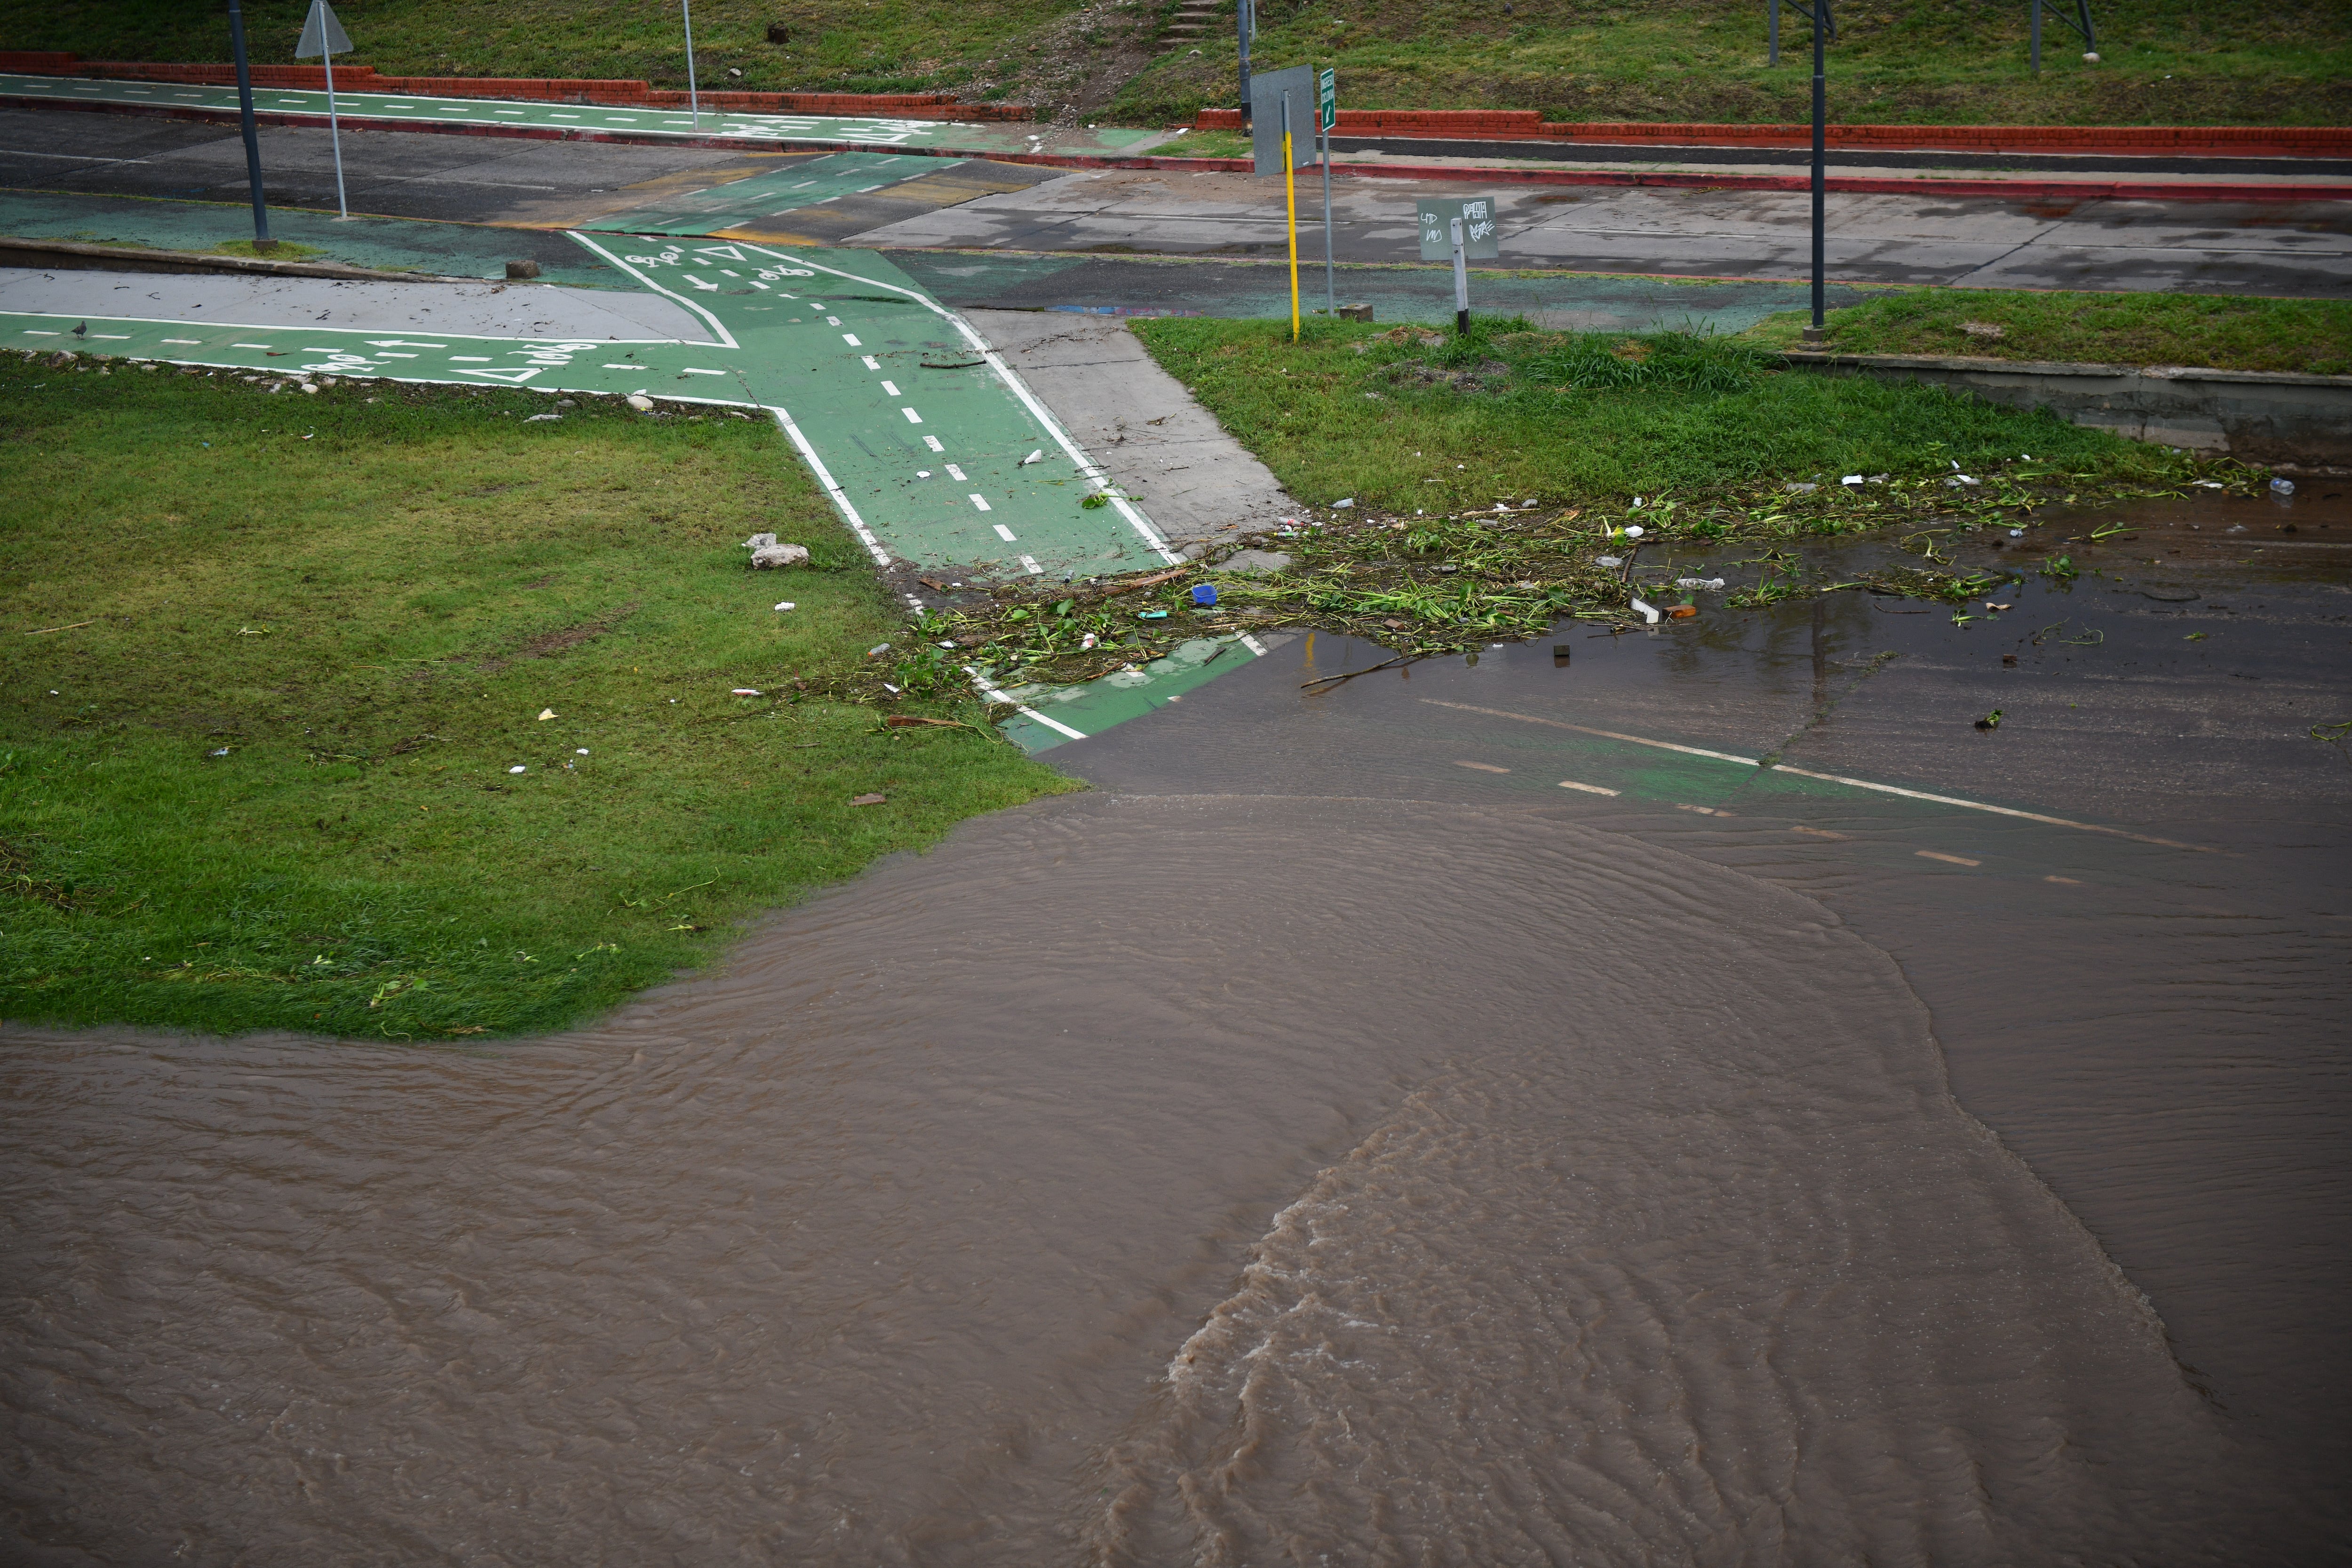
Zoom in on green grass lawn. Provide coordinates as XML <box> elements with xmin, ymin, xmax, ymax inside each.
<box><xmin>1112</xmin><ymin>0</ymin><xmax>2352</xmax><ymax>127</ymax></box>
<box><xmin>1129</xmin><ymin>315</ymin><xmax>2181</xmax><ymax>517</ymax></box>
<box><xmin>1742</xmin><ymin>288</ymin><xmax>2352</xmax><ymax>375</ymax></box>
<box><xmin>0</xmin><ymin>357</ymin><xmax>1068</xmax><ymax>1040</ymax></box>
<box><xmin>6</xmin><ymin>0</ymin><xmax>2338</xmax><ymax>126</ymax></box>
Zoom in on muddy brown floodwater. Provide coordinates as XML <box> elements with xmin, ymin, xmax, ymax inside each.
<box><xmin>3</xmin><ymin>492</ymin><xmax>2347</xmax><ymax>1565</ymax></box>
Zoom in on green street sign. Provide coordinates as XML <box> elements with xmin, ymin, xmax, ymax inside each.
<box><xmin>1318</xmin><ymin>68</ymin><xmax>1336</xmax><ymax>132</ymax></box>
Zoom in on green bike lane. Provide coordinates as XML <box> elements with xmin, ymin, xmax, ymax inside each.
<box><xmin>0</xmin><ymin>72</ymin><xmax>1163</xmax><ymax>158</ymax></box>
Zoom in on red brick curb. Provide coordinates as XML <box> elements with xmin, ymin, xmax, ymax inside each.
<box><xmin>1193</xmin><ymin>106</ymin><xmax>2352</xmax><ymax>160</ymax></box>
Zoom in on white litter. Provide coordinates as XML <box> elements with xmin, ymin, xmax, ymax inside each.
<box><xmin>508</xmin><ymin>765</ymin><xmax>526</xmax><ymax>774</ymax></box>
<box><xmin>1842</xmin><ymin>474</ymin><xmax>1864</xmax><ymax>486</ymax></box>
<box><xmin>774</xmin><ymin>601</ymin><xmax>795</xmax><ymax>611</ymax></box>
<box><xmin>1629</xmin><ymin>597</ymin><xmax>1661</xmax><ymax>624</ymax></box>
<box><xmin>575</xmin><ymin>748</ymin><xmax>589</xmax><ymax>755</ymax></box>
<box><xmin>524</xmin><ymin>412</ymin><xmax>559</xmax><ymax>422</ymax></box>
<box><xmin>1595</xmin><ymin>555</ymin><xmax>1623</xmax><ymax>568</ymax></box>
<box><xmin>731</xmin><ymin>687</ymin><xmax>763</xmax><ymax>696</ymax></box>
<box><xmin>1333</xmin><ymin>497</ymin><xmax>1355</xmax><ymax>508</ymax></box>
<box><xmin>537</xmin><ymin>708</ymin><xmax>556</xmax><ymax>721</ymax></box>
<box><xmin>1018</xmin><ymin>449</ymin><xmax>1043</xmax><ymax>465</ymax></box>
<box><xmin>1623</xmin><ymin>525</ymin><xmax>1644</xmax><ymax>538</ymax></box>
<box><xmin>1675</xmin><ymin>577</ymin><xmax>1726</xmax><ymax>590</ymax></box>
<box><xmin>1080</xmin><ymin>632</ymin><xmax>1098</xmax><ymax>650</ymax></box>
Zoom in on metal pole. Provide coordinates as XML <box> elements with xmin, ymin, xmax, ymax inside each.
<box><xmin>1808</xmin><ymin>4</ymin><xmax>1825</xmax><ymax>340</ymax></box>
<box><xmin>1321</xmin><ymin>112</ymin><xmax>1335</xmax><ymax>318</ymax></box>
<box><xmin>1283</xmin><ymin>91</ymin><xmax>1300</xmax><ymax>342</ymax></box>
<box><xmin>1769</xmin><ymin>0</ymin><xmax>1780</xmax><ymax>67</ymax></box>
<box><xmin>2031</xmin><ymin>0</ymin><xmax>2041</xmax><ymax>73</ymax></box>
<box><xmin>1450</xmin><ymin>216</ymin><xmax>1469</xmax><ymax>336</ymax></box>
<box><xmin>226</xmin><ymin>0</ymin><xmax>272</xmax><ymax>247</ymax></box>
<box><xmin>1237</xmin><ymin>0</ymin><xmax>1252</xmax><ymax>125</ymax></box>
<box><xmin>322</xmin><ymin>47</ymin><xmax>347</xmax><ymax>219</ymax></box>
<box><xmin>682</xmin><ymin>0</ymin><xmax>701</xmax><ymax>130</ymax></box>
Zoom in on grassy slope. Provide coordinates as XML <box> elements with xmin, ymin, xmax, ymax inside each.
<box><xmin>1743</xmin><ymin>289</ymin><xmax>2352</xmax><ymax>375</ymax></box>
<box><xmin>0</xmin><ymin>0</ymin><xmax>1110</xmax><ymax>102</ymax></box>
<box><xmin>1112</xmin><ymin>0</ymin><xmax>2352</xmax><ymax>127</ymax></box>
<box><xmin>1129</xmin><ymin>316</ymin><xmax>2177</xmax><ymax>516</ymax></box>
<box><xmin>3</xmin><ymin>0</ymin><xmax>2337</xmax><ymax>125</ymax></box>
<box><xmin>0</xmin><ymin>359</ymin><xmax>1068</xmax><ymax>1039</ymax></box>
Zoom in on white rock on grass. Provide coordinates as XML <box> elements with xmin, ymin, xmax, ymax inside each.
<box><xmin>743</xmin><ymin>532</ymin><xmax>810</xmax><ymax>569</ymax></box>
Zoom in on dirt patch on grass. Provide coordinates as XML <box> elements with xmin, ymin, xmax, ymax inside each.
<box><xmin>477</xmin><ymin>604</ymin><xmax>640</xmax><ymax>672</ymax></box>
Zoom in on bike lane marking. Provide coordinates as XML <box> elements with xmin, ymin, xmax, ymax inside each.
<box><xmin>567</xmin><ymin>233</ymin><xmax>1181</xmax><ymax>577</ymax></box>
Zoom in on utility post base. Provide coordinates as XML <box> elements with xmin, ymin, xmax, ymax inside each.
<box><xmin>1801</xmin><ymin>326</ymin><xmax>1826</xmax><ymax>344</ymax></box>
<box><xmin>1456</xmin><ymin>308</ymin><xmax>1470</xmax><ymax>336</ymax></box>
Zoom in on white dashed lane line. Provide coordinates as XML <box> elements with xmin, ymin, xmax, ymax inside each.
<box><xmin>992</xmin><ymin>521</ymin><xmax>1015</xmax><ymax>539</ymax></box>
<box><xmin>1917</xmin><ymin>850</ymin><xmax>1982</xmax><ymax>867</ymax></box>
<box><xmin>1558</xmin><ymin>780</ymin><xmax>1621</xmax><ymax>796</ymax></box>
<box><xmin>901</xmin><ymin>407</ymin><xmax>922</xmax><ymax>423</ymax></box>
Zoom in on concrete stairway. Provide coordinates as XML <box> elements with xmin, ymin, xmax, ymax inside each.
<box><xmin>1160</xmin><ymin>0</ymin><xmax>1223</xmax><ymax>46</ymax></box>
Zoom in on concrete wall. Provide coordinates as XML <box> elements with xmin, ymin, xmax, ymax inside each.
<box><xmin>1781</xmin><ymin>351</ymin><xmax>2352</xmax><ymax>470</ymax></box>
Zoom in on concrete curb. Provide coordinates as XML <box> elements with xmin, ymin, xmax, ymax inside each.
<box><xmin>1780</xmin><ymin>350</ymin><xmax>2352</xmax><ymax>466</ymax></box>
<box><xmin>0</xmin><ymin>233</ymin><xmax>463</xmax><ymax>282</ymax></box>
<box><xmin>10</xmin><ymin>94</ymin><xmax>2347</xmax><ymax>205</ymax></box>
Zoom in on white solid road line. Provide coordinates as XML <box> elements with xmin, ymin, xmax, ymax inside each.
<box><xmin>1425</xmin><ymin>699</ymin><xmax>2212</xmax><ymax>851</ymax></box>
<box><xmin>967</xmin><ymin>665</ymin><xmax>1087</xmax><ymax>740</ymax></box>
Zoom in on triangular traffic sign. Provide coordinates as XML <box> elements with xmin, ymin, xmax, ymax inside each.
<box><xmin>296</xmin><ymin>0</ymin><xmax>353</xmax><ymax>59</ymax></box>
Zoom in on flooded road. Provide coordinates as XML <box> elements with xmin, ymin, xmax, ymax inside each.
<box><xmin>4</xmin><ymin>493</ymin><xmax>2346</xmax><ymax>1564</ymax></box>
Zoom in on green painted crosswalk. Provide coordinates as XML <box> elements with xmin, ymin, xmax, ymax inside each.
<box><xmin>577</xmin><ymin>152</ymin><xmax>971</xmax><ymax>235</ymax></box>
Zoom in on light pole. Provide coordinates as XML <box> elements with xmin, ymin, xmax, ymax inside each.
<box><xmin>1807</xmin><ymin>0</ymin><xmax>1827</xmax><ymax>343</ymax></box>
<box><xmin>1237</xmin><ymin>0</ymin><xmax>1253</xmax><ymax>127</ymax></box>
<box><xmin>226</xmin><ymin>0</ymin><xmax>273</xmax><ymax>249</ymax></box>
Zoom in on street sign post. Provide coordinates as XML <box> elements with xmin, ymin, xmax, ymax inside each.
<box><xmin>1318</xmin><ymin>68</ymin><xmax>1336</xmax><ymax>318</ymax></box>
<box><xmin>681</xmin><ymin>0</ymin><xmax>702</xmax><ymax>131</ymax></box>
<box><xmin>294</xmin><ymin>0</ymin><xmax>353</xmax><ymax>219</ymax></box>
<box><xmin>1248</xmin><ymin>66</ymin><xmax>1315</xmax><ymax>175</ymax></box>
<box><xmin>1416</xmin><ymin>197</ymin><xmax>1497</xmax><ymax>333</ymax></box>
<box><xmin>1249</xmin><ymin>65</ymin><xmax>1315</xmax><ymax>341</ymax></box>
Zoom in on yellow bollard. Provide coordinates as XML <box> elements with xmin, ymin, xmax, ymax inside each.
<box><xmin>1283</xmin><ymin>98</ymin><xmax>1301</xmax><ymax>342</ymax></box>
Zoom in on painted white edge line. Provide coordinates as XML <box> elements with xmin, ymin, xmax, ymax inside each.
<box><xmin>763</xmin><ymin>405</ymin><xmax>891</xmax><ymax>568</ymax></box>
<box><xmin>0</xmin><ymin>309</ymin><xmax>682</xmax><ymax>343</ymax></box>
<box><xmin>965</xmin><ymin>665</ymin><xmax>1086</xmax><ymax>740</ymax></box>
<box><xmin>1422</xmin><ymin>700</ymin><xmax>1759</xmax><ymax>766</ymax></box>
<box><xmin>1766</xmin><ymin>764</ymin><xmax>2211</xmax><ymax>850</ymax></box>
<box><xmin>1424</xmin><ymin>699</ymin><xmax>2212</xmax><ymax>851</ymax></box>
<box><xmin>564</xmin><ymin>231</ymin><xmax>740</xmax><ymax>350</ymax></box>
<box><xmin>733</xmin><ymin>242</ymin><xmax>1182</xmax><ymax>566</ymax></box>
